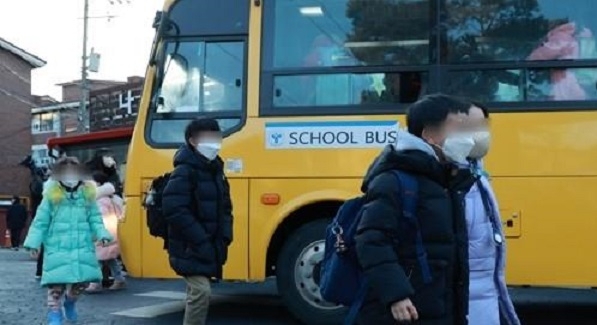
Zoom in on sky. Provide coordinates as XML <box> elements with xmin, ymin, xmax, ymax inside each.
<box><xmin>1</xmin><ymin>0</ymin><xmax>164</xmax><ymax>100</ymax></box>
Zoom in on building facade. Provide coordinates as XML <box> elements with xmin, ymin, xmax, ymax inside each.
<box><xmin>30</xmin><ymin>101</ymin><xmax>79</xmax><ymax>168</ymax></box>
<box><xmin>31</xmin><ymin>76</ymin><xmax>144</xmax><ymax>168</ymax></box>
<box><xmin>0</xmin><ymin>37</ymin><xmax>45</xmax><ymax>197</ymax></box>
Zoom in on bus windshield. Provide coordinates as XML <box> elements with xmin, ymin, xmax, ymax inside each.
<box><xmin>156</xmin><ymin>41</ymin><xmax>244</xmax><ymax>114</ymax></box>
<box><xmin>149</xmin><ymin>40</ymin><xmax>246</xmax><ymax>144</ymax></box>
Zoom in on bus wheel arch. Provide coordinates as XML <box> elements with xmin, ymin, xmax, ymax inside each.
<box><xmin>266</xmin><ymin>200</ymin><xmax>342</xmax><ymax>276</ymax></box>
<box><xmin>268</xmin><ymin>201</ymin><xmax>347</xmax><ymax>324</ymax></box>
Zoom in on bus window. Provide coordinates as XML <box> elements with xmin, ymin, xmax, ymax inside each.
<box><xmin>273</xmin><ymin>71</ymin><xmax>428</xmax><ymax>107</ymax></box>
<box><xmin>447</xmin><ymin>70</ymin><xmax>524</xmax><ymax>102</ymax></box>
<box><xmin>157</xmin><ymin>41</ymin><xmax>244</xmax><ymax>114</ymax></box>
<box><xmin>527</xmin><ymin>68</ymin><xmax>597</xmax><ymax>101</ymax></box>
<box><xmin>448</xmin><ymin>66</ymin><xmax>597</xmax><ymax>103</ymax></box>
<box><xmin>150</xmin><ymin>40</ymin><xmax>245</xmax><ymax>144</ymax></box>
<box><xmin>149</xmin><ymin>118</ymin><xmax>241</xmax><ymax>144</ymax></box>
<box><xmin>445</xmin><ymin>0</ymin><xmax>597</xmax><ymax>63</ymax></box>
<box><xmin>268</xmin><ymin>0</ymin><xmax>431</xmax><ymax>69</ymax></box>
<box><xmin>166</xmin><ymin>0</ymin><xmax>249</xmax><ymax>36</ymax></box>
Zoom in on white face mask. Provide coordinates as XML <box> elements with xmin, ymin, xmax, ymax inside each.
<box><xmin>442</xmin><ymin>134</ymin><xmax>475</xmax><ymax>164</ymax></box>
<box><xmin>468</xmin><ymin>131</ymin><xmax>491</xmax><ymax>160</ymax></box>
<box><xmin>196</xmin><ymin>142</ymin><xmax>221</xmax><ymax>161</ymax></box>
<box><xmin>60</xmin><ymin>173</ymin><xmax>81</xmax><ymax>188</ymax></box>
<box><xmin>103</xmin><ymin>156</ymin><xmax>116</xmax><ymax>168</ymax></box>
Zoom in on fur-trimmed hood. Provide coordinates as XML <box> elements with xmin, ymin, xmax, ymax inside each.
<box><xmin>43</xmin><ymin>179</ymin><xmax>97</xmax><ymax>205</ymax></box>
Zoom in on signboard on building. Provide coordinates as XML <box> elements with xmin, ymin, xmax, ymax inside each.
<box><xmin>88</xmin><ymin>82</ymin><xmax>143</xmax><ymax>132</ymax></box>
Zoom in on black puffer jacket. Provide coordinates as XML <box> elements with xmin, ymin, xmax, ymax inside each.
<box><xmin>355</xmin><ymin>136</ymin><xmax>474</xmax><ymax>325</ymax></box>
<box><xmin>162</xmin><ymin>145</ymin><xmax>233</xmax><ymax>278</ymax></box>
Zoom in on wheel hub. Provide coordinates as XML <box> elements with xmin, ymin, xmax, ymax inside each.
<box><xmin>294</xmin><ymin>240</ymin><xmax>341</xmax><ymax>310</ymax></box>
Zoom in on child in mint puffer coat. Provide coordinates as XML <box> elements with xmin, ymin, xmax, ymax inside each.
<box><xmin>24</xmin><ymin>156</ymin><xmax>113</xmax><ymax>325</ymax></box>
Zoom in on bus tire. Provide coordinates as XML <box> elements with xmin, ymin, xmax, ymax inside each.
<box><xmin>276</xmin><ymin>219</ymin><xmax>346</xmax><ymax>325</ymax></box>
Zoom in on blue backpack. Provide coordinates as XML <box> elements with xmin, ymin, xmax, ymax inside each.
<box><xmin>319</xmin><ymin>171</ymin><xmax>432</xmax><ymax>324</ymax></box>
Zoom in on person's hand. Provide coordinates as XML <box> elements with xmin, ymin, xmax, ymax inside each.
<box><xmin>391</xmin><ymin>298</ymin><xmax>419</xmax><ymax>323</ymax></box>
<box><xmin>29</xmin><ymin>249</ymin><xmax>39</xmax><ymax>259</ymax></box>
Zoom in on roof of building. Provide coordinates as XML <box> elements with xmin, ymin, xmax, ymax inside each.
<box><xmin>33</xmin><ymin>95</ymin><xmax>59</xmax><ymax>106</ymax></box>
<box><xmin>0</xmin><ymin>37</ymin><xmax>46</xmax><ymax>68</ymax></box>
<box><xmin>31</xmin><ymin>101</ymin><xmax>80</xmax><ymax>114</ymax></box>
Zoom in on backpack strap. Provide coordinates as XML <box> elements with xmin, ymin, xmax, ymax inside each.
<box><xmin>391</xmin><ymin>171</ymin><xmax>433</xmax><ymax>284</ymax></box>
<box><xmin>344</xmin><ymin>281</ymin><xmax>367</xmax><ymax>325</ymax></box>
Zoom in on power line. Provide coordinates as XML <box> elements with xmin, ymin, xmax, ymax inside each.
<box><xmin>78</xmin><ymin>0</ymin><xmax>133</xmax><ymax>133</ymax></box>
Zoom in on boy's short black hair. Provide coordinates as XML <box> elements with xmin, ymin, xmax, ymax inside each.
<box><xmin>92</xmin><ymin>171</ymin><xmax>109</xmax><ymax>185</ymax></box>
<box><xmin>184</xmin><ymin>118</ymin><xmax>221</xmax><ymax>144</ymax></box>
<box><xmin>406</xmin><ymin>94</ymin><xmax>472</xmax><ymax>137</ymax></box>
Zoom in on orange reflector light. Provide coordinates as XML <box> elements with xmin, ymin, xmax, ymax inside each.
<box><xmin>261</xmin><ymin>193</ymin><xmax>280</xmax><ymax>205</ymax></box>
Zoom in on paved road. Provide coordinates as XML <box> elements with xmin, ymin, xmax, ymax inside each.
<box><xmin>1</xmin><ymin>249</ymin><xmax>597</xmax><ymax>324</ymax></box>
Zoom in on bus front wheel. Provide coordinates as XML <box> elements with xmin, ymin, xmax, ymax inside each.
<box><xmin>276</xmin><ymin>219</ymin><xmax>346</xmax><ymax>325</ymax></box>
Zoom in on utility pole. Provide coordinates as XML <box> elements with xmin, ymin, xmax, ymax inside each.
<box><xmin>77</xmin><ymin>0</ymin><xmax>129</xmax><ymax>133</ymax></box>
<box><xmin>78</xmin><ymin>0</ymin><xmax>90</xmax><ymax>133</ymax></box>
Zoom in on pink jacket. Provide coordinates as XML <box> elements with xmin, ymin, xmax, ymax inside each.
<box><xmin>528</xmin><ymin>22</ymin><xmax>586</xmax><ymax>100</ymax></box>
<box><xmin>94</xmin><ymin>182</ymin><xmax>124</xmax><ymax>261</ymax></box>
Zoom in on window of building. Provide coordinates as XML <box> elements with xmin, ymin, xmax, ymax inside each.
<box><xmin>32</xmin><ymin>112</ymin><xmax>58</xmax><ymax>134</ymax></box>
<box><xmin>31</xmin><ymin>145</ymin><xmax>53</xmax><ymax>167</ymax></box>
<box><xmin>445</xmin><ymin>0</ymin><xmax>597</xmax><ymax>63</ymax></box>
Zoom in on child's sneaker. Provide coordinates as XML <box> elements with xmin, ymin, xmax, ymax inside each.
<box><xmin>85</xmin><ymin>282</ymin><xmax>102</xmax><ymax>294</ymax></box>
<box><xmin>63</xmin><ymin>297</ymin><xmax>78</xmax><ymax>322</ymax></box>
<box><xmin>46</xmin><ymin>310</ymin><xmax>62</xmax><ymax>325</ymax></box>
<box><xmin>108</xmin><ymin>280</ymin><xmax>126</xmax><ymax>291</ymax></box>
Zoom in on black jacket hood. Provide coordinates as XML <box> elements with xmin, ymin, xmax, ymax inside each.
<box><xmin>362</xmin><ymin>131</ymin><xmax>447</xmax><ymax>192</ymax></box>
<box><xmin>173</xmin><ymin>145</ymin><xmax>223</xmax><ymax>171</ymax></box>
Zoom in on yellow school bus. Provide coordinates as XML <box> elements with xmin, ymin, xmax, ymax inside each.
<box><xmin>121</xmin><ymin>0</ymin><xmax>597</xmax><ymax>323</ymax></box>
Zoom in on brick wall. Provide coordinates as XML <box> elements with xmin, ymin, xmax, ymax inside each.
<box><xmin>0</xmin><ymin>49</ymin><xmax>34</xmax><ymax>197</ymax></box>
<box><xmin>62</xmin><ymin>84</ymin><xmax>82</xmax><ymax>102</ymax></box>
<box><xmin>31</xmin><ymin>132</ymin><xmax>57</xmax><ymax>147</ymax></box>
<box><xmin>60</xmin><ymin>109</ymin><xmax>80</xmax><ymax>135</ymax></box>
<box><xmin>62</xmin><ymin>81</ymin><xmax>126</xmax><ymax>102</ymax></box>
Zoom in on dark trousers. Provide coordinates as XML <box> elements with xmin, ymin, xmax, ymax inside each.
<box><xmin>36</xmin><ymin>245</ymin><xmax>44</xmax><ymax>276</ymax></box>
<box><xmin>9</xmin><ymin>228</ymin><xmax>22</xmax><ymax>248</ymax></box>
